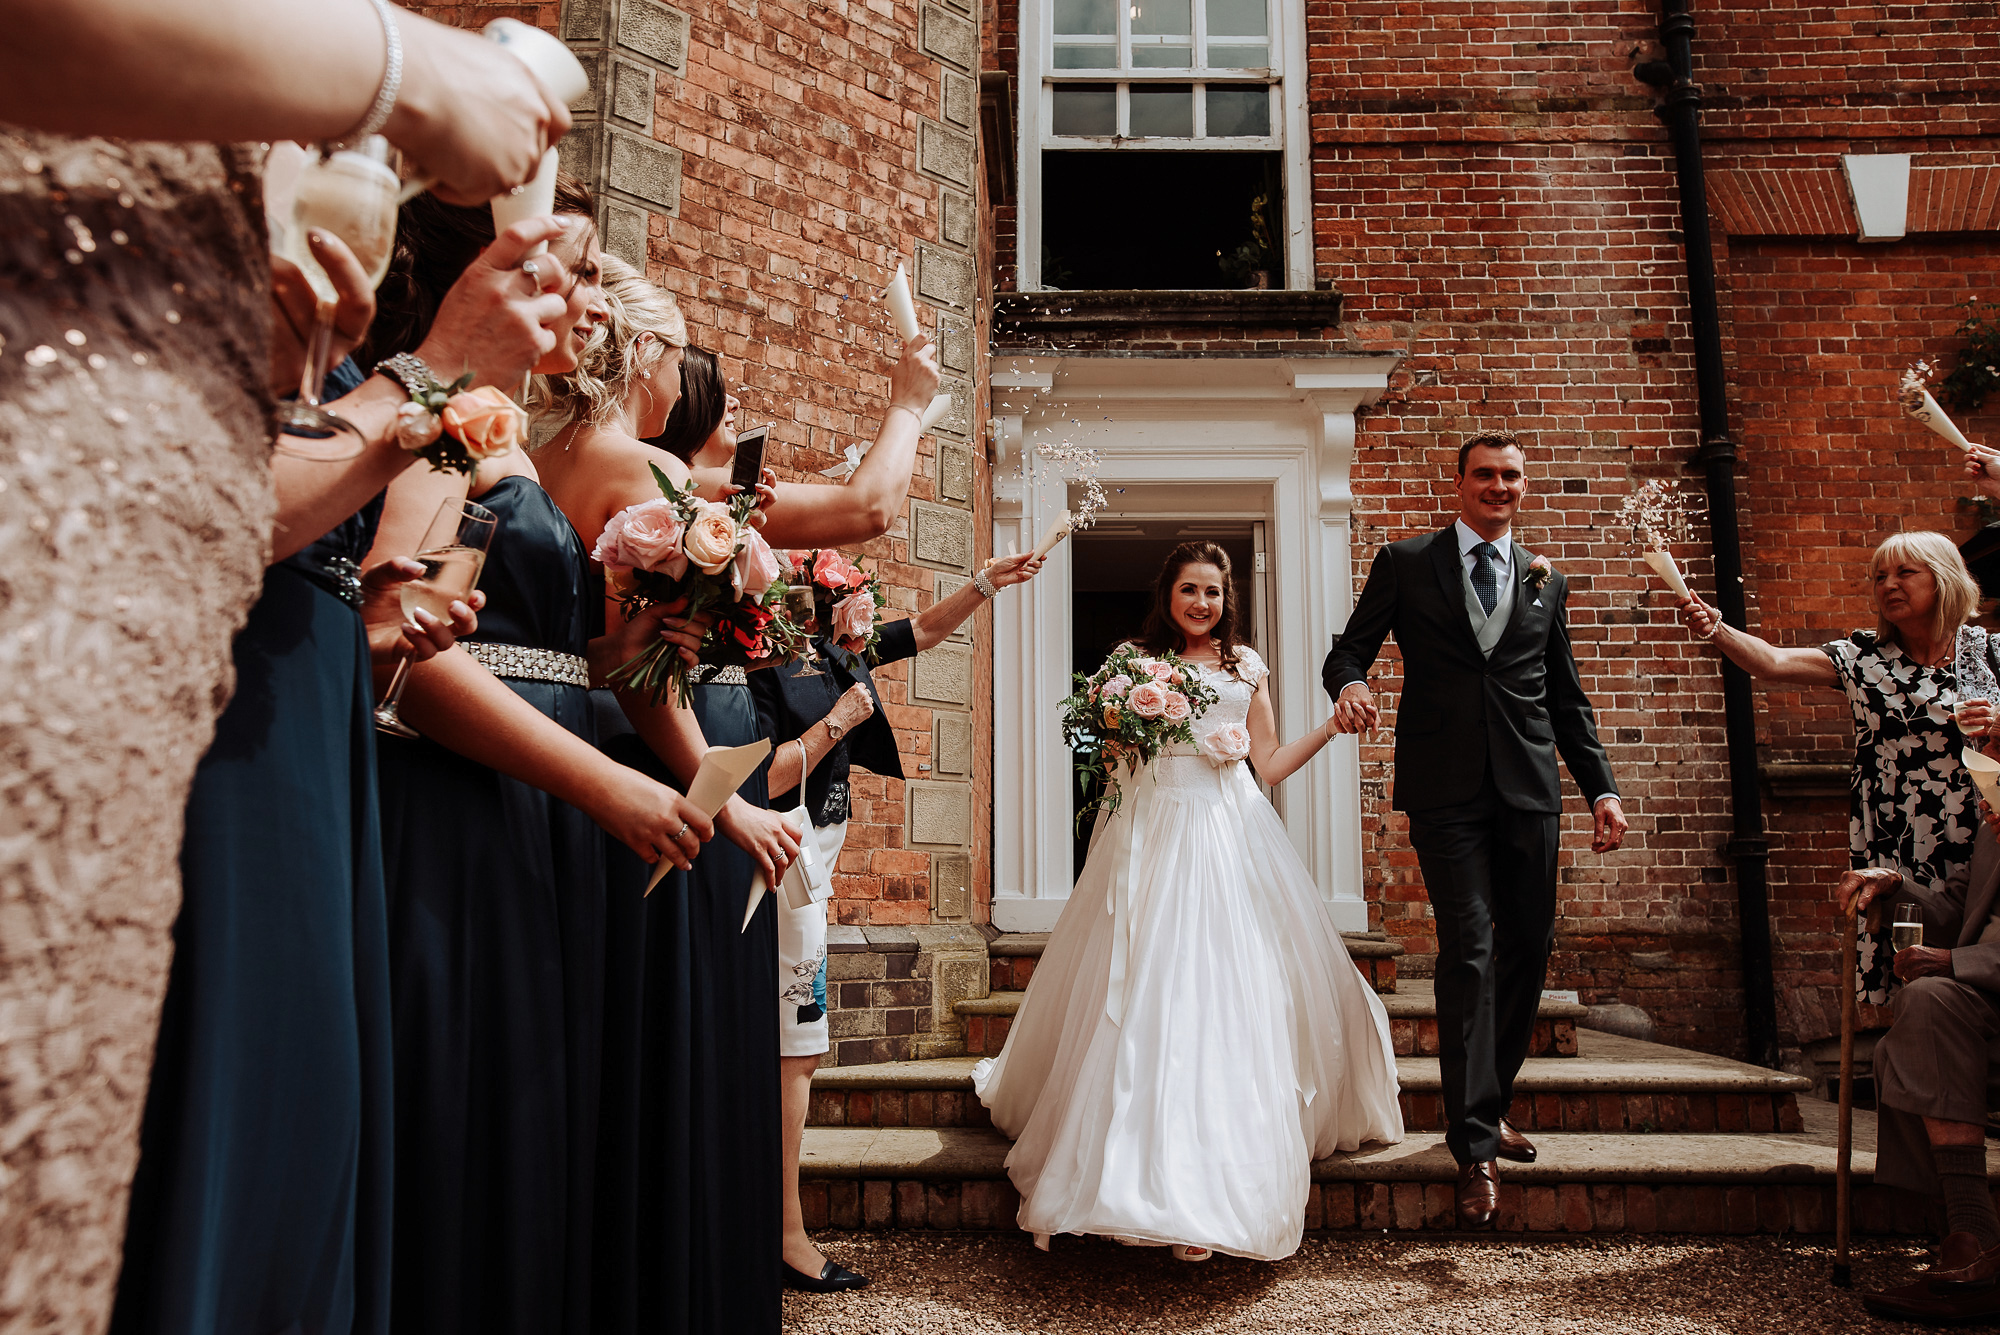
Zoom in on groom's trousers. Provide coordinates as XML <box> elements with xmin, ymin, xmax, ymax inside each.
<box><xmin>1405</xmin><ymin>775</ymin><xmax>1559</xmax><ymax>1166</ymax></box>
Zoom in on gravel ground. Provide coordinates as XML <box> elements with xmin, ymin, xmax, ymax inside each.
<box><xmin>783</xmin><ymin>1231</ymin><xmax>2000</xmax><ymax>1334</ymax></box>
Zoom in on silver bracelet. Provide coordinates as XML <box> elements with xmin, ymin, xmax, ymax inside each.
<box><xmin>972</xmin><ymin>568</ymin><xmax>998</xmax><ymax>598</ymax></box>
<box><xmin>339</xmin><ymin>0</ymin><xmax>404</xmax><ymax>146</ymax></box>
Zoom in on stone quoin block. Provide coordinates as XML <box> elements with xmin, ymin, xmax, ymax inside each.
<box><xmin>911</xmin><ymin>500</ymin><xmax>975</xmax><ymax>572</ymax></box>
<box><xmin>562</xmin><ymin>0</ymin><xmax>611</xmax><ymax>41</ymax></box>
<box><xmin>913</xmin><ymin>645</ymin><xmax>975</xmax><ymax>709</ymax></box>
<box><xmin>572</xmin><ymin>49</ymin><xmax>608</xmax><ymax>117</ymax></box>
<box><xmin>919</xmin><ymin>120</ymin><xmax>978</xmax><ymax>193</ymax></box>
<box><xmin>605</xmin><ymin>129</ymin><xmax>681</xmax><ymax>214</ymax></box>
<box><xmin>611</xmin><ymin>58</ymin><xmax>656</xmax><ymax>131</ymax></box>
<box><xmin>932</xmin><ymin>575</ymin><xmax>974</xmax><ymax>643</ymax></box>
<box><xmin>938</xmin><ymin>445</ymin><xmax>974</xmax><ymax>505</ymax></box>
<box><xmin>907</xmin><ymin>780</ymin><xmax>973</xmax><ymax>848</ymax></box>
<box><xmin>931</xmin><ymin>853</ymin><xmax>973</xmax><ymax>918</ymax></box>
<box><xmin>937</xmin><ymin>313</ymin><xmax>975</xmax><ymax>375</ymax></box>
<box><xmin>556</xmin><ymin>122</ymin><xmax>604</xmax><ymax>188</ymax></box>
<box><xmin>933</xmin><ymin>713</ymin><xmax>973</xmax><ymax>776</ymax></box>
<box><xmin>941</xmin><ymin>189</ymin><xmax>976</xmax><ymax>250</ymax></box>
<box><xmin>919</xmin><ymin>3</ymin><xmax>977</xmax><ymax>73</ymax></box>
<box><xmin>600</xmin><ymin>199</ymin><xmax>648</xmax><ymax>266</ymax></box>
<box><xmin>915</xmin><ymin>242</ymin><xmax>976</xmax><ymax>312</ymax></box>
<box><xmin>933</xmin><ymin>377</ymin><xmax>972</xmax><ymax>438</ymax></box>
<box><xmin>943</xmin><ymin>70</ymin><xmax>978</xmax><ymax>129</ymax></box>
<box><xmin>616</xmin><ymin>0</ymin><xmax>689</xmax><ymax>74</ymax></box>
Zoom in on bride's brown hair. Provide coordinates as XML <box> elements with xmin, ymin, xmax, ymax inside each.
<box><xmin>1140</xmin><ymin>541</ymin><xmax>1242</xmax><ymax>675</ymax></box>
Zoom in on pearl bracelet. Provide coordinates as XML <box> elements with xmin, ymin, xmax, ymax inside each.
<box><xmin>338</xmin><ymin>0</ymin><xmax>404</xmax><ymax>147</ymax></box>
<box><xmin>973</xmin><ymin>568</ymin><xmax>998</xmax><ymax>598</ymax></box>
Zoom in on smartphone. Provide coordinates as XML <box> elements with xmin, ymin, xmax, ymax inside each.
<box><xmin>730</xmin><ymin>425</ymin><xmax>770</xmax><ymax>493</ymax></box>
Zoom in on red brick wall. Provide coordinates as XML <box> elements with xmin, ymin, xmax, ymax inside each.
<box><xmin>411</xmin><ymin>0</ymin><xmax>991</xmax><ymax>927</ymax></box>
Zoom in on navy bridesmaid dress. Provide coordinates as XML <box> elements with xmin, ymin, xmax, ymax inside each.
<box><xmin>375</xmin><ymin>475</ymin><xmax>605</xmax><ymax>1335</ymax></box>
<box><xmin>112</xmin><ymin>498</ymin><xmax>394</xmax><ymax>1335</ymax></box>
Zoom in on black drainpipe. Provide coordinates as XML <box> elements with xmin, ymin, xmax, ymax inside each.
<box><xmin>1641</xmin><ymin>0</ymin><xmax>1780</xmax><ymax>1068</ymax></box>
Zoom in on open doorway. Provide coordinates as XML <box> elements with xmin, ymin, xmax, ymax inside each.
<box><xmin>1068</xmin><ymin>517</ymin><xmax>1263</xmax><ymax>876</ymax></box>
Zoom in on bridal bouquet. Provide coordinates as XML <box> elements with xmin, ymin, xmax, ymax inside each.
<box><xmin>790</xmin><ymin>548</ymin><xmax>885</xmax><ymax>660</ymax></box>
<box><xmin>1060</xmin><ymin>646</ymin><xmax>1221</xmax><ymax>824</ymax></box>
<box><xmin>594</xmin><ymin>464</ymin><xmax>807</xmax><ymax>705</ymax></box>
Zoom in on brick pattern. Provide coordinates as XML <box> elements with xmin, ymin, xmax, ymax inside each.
<box><xmin>1390</xmin><ymin>1017</ymin><xmax>1577</xmax><ymax>1061</ymax></box>
<box><xmin>799</xmin><ymin>1175</ymin><xmax>1966</xmax><ymax>1235</ymax></box>
<box><xmin>1397</xmin><ymin>1090</ymin><xmax>1805</xmax><ymax>1135</ymax></box>
<box><xmin>965</xmin><ymin>1011</ymin><xmax>1012</xmax><ymax>1058</ymax></box>
<box><xmin>826</xmin><ymin>939</ymin><xmax>937</xmax><ymax>1066</ymax></box>
<box><xmin>808</xmin><ymin>1087</ymin><xmax>993</xmax><ymax>1128</ymax></box>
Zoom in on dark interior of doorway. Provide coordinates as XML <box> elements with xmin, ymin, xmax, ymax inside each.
<box><xmin>1069</xmin><ymin>528</ymin><xmax>1255</xmax><ymax>876</ymax></box>
<box><xmin>1041</xmin><ymin>151</ymin><xmax>1283</xmax><ymax>290</ymax></box>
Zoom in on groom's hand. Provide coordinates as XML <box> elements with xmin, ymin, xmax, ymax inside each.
<box><xmin>1332</xmin><ymin>682</ymin><xmax>1379</xmax><ymax>734</ymax></box>
<box><xmin>1590</xmin><ymin>796</ymin><xmax>1627</xmax><ymax>853</ymax></box>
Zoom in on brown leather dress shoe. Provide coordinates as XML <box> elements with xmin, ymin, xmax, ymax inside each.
<box><xmin>1496</xmin><ymin>1118</ymin><xmax>1537</xmax><ymax>1164</ymax></box>
<box><xmin>1863</xmin><ymin>1276</ymin><xmax>2000</xmax><ymax>1323</ymax></box>
<box><xmin>1927</xmin><ymin>1232</ymin><xmax>2000</xmax><ymax>1289</ymax></box>
<box><xmin>1456</xmin><ymin>1160</ymin><xmax>1499</xmax><ymax>1229</ymax></box>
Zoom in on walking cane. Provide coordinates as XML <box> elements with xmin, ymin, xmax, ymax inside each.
<box><xmin>1834</xmin><ymin>889</ymin><xmax>1858</xmax><ymax>1288</ymax></box>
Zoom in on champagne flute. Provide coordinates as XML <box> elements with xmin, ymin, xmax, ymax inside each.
<box><xmin>1892</xmin><ymin>903</ymin><xmax>1925</xmax><ymax>954</ymax></box>
<box><xmin>271</xmin><ymin>136</ymin><xmax>410</xmax><ymax>460</ymax></box>
<box><xmin>784</xmin><ymin>583</ymin><xmax>826</xmax><ymax>677</ymax></box>
<box><xmin>375</xmin><ymin>499</ymin><xmax>500</xmax><ymax>738</ymax></box>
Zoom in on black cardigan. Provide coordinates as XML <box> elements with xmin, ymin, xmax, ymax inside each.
<box><xmin>749</xmin><ymin>617</ymin><xmax>917</xmax><ymax>826</ymax></box>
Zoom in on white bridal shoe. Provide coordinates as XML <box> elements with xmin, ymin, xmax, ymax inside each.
<box><xmin>1171</xmin><ymin>1245</ymin><xmax>1212</xmax><ymax>1263</ymax></box>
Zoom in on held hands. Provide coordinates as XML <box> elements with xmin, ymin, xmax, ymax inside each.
<box><xmin>1331</xmin><ymin>682</ymin><xmax>1379</xmax><ymax>734</ymax></box>
<box><xmin>717</xmin><ymin>794</ymin><xmax>805</xmax><ymax>884</ymax></box>
<box><xmin>1677</xmin><ymin>595</ymin><xmax>1723</xmax><ymax>641</ymax></box>
<box><xmin>361</xmin><ymin>557</ymin><xmax>483</xmax><ymax>673</ymax></box>
<box><xmin>1590</xmin><ymin>796</ymin><xmax>1628</xmax><ymax>853</ymax></box>
<box><xmin>412</xmin><ymin>218</ymin><xmax>570</xmax><ymax>390</ymax></box>
<box><xmin>385</xmin><ymin>16</ymin><xmax>573</xmax><ymax>207</ymax></box>
<box><xmin>270</xmin><ymin>229</ymin><xmax>375</xmax><ymax>397</ymax></box>
<box><xmin>886</xmin><ymin>335</ymin><xmax>942</xmax><ymax>417</ymax></box>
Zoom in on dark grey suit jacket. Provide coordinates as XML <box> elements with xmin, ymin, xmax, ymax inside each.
<box><xmin>1905</xmin><ymin>827</ymin><xmax>2000</xmax><ymax>993</ymax></box>
<box><xmin>1321</xmin><ymin>526</ymin><xmax>1618</xmax><ymax>815</ymax></box>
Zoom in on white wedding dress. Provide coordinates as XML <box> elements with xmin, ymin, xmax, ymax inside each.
<box><xmin>972</xmin><ymin>647</ymin><xmax>1403</xmax><ymax>1260</ymax></box>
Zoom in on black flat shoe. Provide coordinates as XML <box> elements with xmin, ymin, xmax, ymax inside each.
<box><xmin>783</xmin><ymin>1260</ymin><xmax>870</xmax><ymax>1293</ymax></box>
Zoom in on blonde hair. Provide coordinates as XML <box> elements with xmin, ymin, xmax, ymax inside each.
<box><xmin>536</xmin><ymin>253</ymin><xmax>688</xmax><ymax>428</ymax></box>
<box><xmin>1872</xmin><ymin>529</ymin><xmax>1978</xmax><ymax>648</ymax></box>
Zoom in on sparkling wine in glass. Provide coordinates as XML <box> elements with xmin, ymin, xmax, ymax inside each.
<box><xmin>784</xmin><ymin>582</ymin><xmax>825</xmax><ymax>677</ymax></box>
<box><xmin>271</xmin><ymin>136</ymin><xmax>407</xmax><ymax>459</ymax></box>
<box><xmin>1892</xmin><ymin>903</ymin><xmax>1925</xmax><ymax>954</ymax></box>
<box><xmin>375</xmin><ymin>499</ymin><xmax>499</xmax><ymax>738</ymax></box>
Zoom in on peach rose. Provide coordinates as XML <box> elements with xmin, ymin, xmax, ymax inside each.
<box><xmin>598</xmin><ymin>497</ymin><xmax>688</xmax><ymax>576</ymax></box>
<box><xmin>1127</xmin><ymin>681</ymin><xmax>1168</xmax><ymax>718</ymax></box>
<box><xmin>1148</xmin><ymin>661</ymin><xmax>1176</xmax><ymax>683</ymax></box>
<box><xmin>731</xmin><ymin>526</ymin><xmax>781</xmax><ymax>598</ymax></box>
<box><xmin>1161</xmin><ymin>690</ymin><xmax>1192</xmax><ymax>723</ymax></box>
<box><xmin>1101</xmin><ymin>704</ymin><xmax>1120</xmax><ymax>730</ymax></box>
<box><xmin>831</xmin><ymin>590</ymin><xmax>876</xmax><ymax>644</ymax></box>
<box><xmin>682</xmin><ymin>500</ymin><xmax>741</xmax><ymax>574</ymax></box>
<box><xmin>440</xmin><ymin>385</ymin><xmax>527</xmax><ymax>459</ymax></box>
<box><xmin>1197</xmin><ymin>722</ymin><xmax>1252</xmax><ymax>767</ymax></box>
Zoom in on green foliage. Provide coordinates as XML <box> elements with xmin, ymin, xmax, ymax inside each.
<box><xmin>1936</xmin><ymin>300</ymin><xmax>2000</xmax><ymax>417</ymax></box>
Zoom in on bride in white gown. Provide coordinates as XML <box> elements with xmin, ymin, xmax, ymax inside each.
<box><xmin>973</xmin><ymin>541</ymin><xmax>1403</xmax><ymax>1262</ymax></box>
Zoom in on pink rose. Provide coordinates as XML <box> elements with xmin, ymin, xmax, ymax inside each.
<box><xmin>731</xmin><ymin>526</ymin><xmax>780</xmax><ymax>599</ymax></box>
<box><xmin>682</xmin><ymin>500</ymin><xmax>741</xmax><ymax>574</ymax></box>
<box><xmin>1148</xmin><ymin>662</ymin><xmax>1175</xmax><ymax>683</ymax></box>
<box><xmin>1161</xmin><ymin>691</ymin><xmax>1192</xmax><ymax>723</ymax></box>
<box><xmin>440</xmin><ymin>385</ymin><xmax>527</xmax><ymax>458</ymax></box>
<box><xmin>1127</xmin><ymin>681</ymin><xmax>1168</xmax><ymax>718</ymax></box>
<box><xmin>594</xmin><ymin>499</ymin><xmax>690</xmax><ymax>577</ymax></box>
<box><xmin>1098</xmin><ymin>673</ymin><xmax>1133</xmax><ymax>699</ymax></box>
<box><xmin>831</xmin><ymin>590</ymin><xmax>876</xmax><ymax>644</ymax></box>
<box><xmin>813</xmin><ymin>548</ymin><xmax>866</xmax><ymax>592</ymax></box>
<box><xmin>1197</xmin><ymin>722</ymin><xmax>1252</xmax><ymax>767</ymax></box>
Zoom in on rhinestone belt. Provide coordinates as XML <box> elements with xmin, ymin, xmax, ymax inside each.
<box><xmin>691</xmin><ymin>664</ymin><xmax>748</xmax><ymax>686</ymax></box>
<box><xmin>321</xmin><ymin>556</ymin><xmax>363</xmax><ymax>607</ymax></box>
<box><xmin>466</xmin><ymin>642</ymin><xmax>591</xmax><ymax>687</ymax></box>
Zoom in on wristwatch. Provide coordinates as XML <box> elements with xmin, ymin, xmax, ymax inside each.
<box><xmin>825</xmin><ymin>717</ymin><xmax>848</xmax><ymax>742</ymax></box>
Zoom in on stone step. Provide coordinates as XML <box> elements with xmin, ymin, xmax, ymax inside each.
<box><xmin>809</xmin><ymin>1031</ymin><xmax>1810</xmax><ymax>1133</ymax></box>
<box><xmin>989</xmin><ymin>931</ymin><xmax>1402</xmax><ymax>995</ymax></box>
<box><xmin>797</xmin><ymin>1097</ymin><xmax>2000</xmax><ymax>1236</ymax></box>
<box><xmin>954</xmin><ymin>977</ymin><xmax>1577</xmax><ymax>1059</ymax></box>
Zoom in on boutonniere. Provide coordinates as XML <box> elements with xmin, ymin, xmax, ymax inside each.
<box><xmin>1524</xmin><ymin>555</ymin><xmax>1555</xmax><ymax>590</ymax></box>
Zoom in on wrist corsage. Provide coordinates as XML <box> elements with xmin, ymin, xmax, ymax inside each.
<box><xmin>376</xmin><ymin>352</ymin><xmax>527</xmax><ymax>475</ymax></box>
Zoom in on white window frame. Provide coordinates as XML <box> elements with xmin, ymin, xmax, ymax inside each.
<box><xmin>1018</xmin><ymin>0</ymin><xmax>1312</xmax><ymax>289</ymax></box>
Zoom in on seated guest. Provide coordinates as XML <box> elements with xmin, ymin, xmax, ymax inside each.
<box><xmin>751</xmin><ymin>549</ymin><xmax>1041</xmax><ymax>1291</ymax></box>
<box><xmin>1845</xmin><ymin>803</ymin><xmax>2000</xmax><ymax>1324</ymax></box>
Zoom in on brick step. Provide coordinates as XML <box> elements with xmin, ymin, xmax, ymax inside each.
<box><xmin>990</xmin><ymin>931</ymin><xmax>1401</xmax><ymax>995</ymax></box>
<box><xmin>809</xmin><ymin>1031</ymin><xmax>1809</xmax><ymax>1133</ymax></box>
<box><xmin>798</xmin><ymin>1097</ymin><xmax>1999</xmax><ymax>1236</ymax></box>
<box><xmin>956</xmin><ymin>977</ymin><xmax>1576</xmax><ymax>1060</ymax></box>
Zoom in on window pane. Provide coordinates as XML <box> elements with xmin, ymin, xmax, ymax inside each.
<box><xmin>1051</xmin><ymin>84</ymin><xmax>1118</xmax><ymax>136</ymax></box>
<box><xmin>1207</xmin><ymin>43</ymin><xmax>1269</xmax><ymax>68</ymax></box>
<box><xmin>1053</xmin><ymin>42</ymin><xmax>1118</xmax><ymax>68</ymax></box>
<box><xmin>1130</xmin><ymin>0</ymin><xmax>1191</xmax><ymax>37</ymax></box>
<box><xmin>1054</xmin><ymin>0</ymin><xmax>1117</xmax><ymax>33</ymax></box>
<box><xmin>1204</xmin><ymin>0</ymin><xmax>1267</xmax><ymax>36</ymax></box>
<box><xmin>1131</xmin><ymin>45</ymin><xmax>1194</xmax><ymax>67</ymax></box>
<box><xmin>1128</xmin><ymin>83</ymin><xmax>1193</xmax><ymax>137</ymax></box>
<box><xmin>1042</xmin><ymin>149</ymin><xmax>1282</xmax><ymax>289</ymax></box>
<box><xmin>1205</xmin><ymin>86</ymin><xmax>1270</xmax><ymax>136</ymax></box>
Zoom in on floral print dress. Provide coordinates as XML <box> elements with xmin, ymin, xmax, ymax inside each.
<box><xmin>1822</xmin><ymin>626</ymin><xmax>2000</xmax><ymax>1002</ymax></box>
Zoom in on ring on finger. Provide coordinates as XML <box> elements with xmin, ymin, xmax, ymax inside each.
<box><xmin>672</xmin><ymin>821</ymin><xmax>691</xmax><ymax>842</ymax></box>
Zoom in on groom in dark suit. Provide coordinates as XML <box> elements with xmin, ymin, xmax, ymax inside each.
<box><xmin>1322</xmin><ymin>430</ymin><xmax>1625</xmax><ymax>1228</ymax></box>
